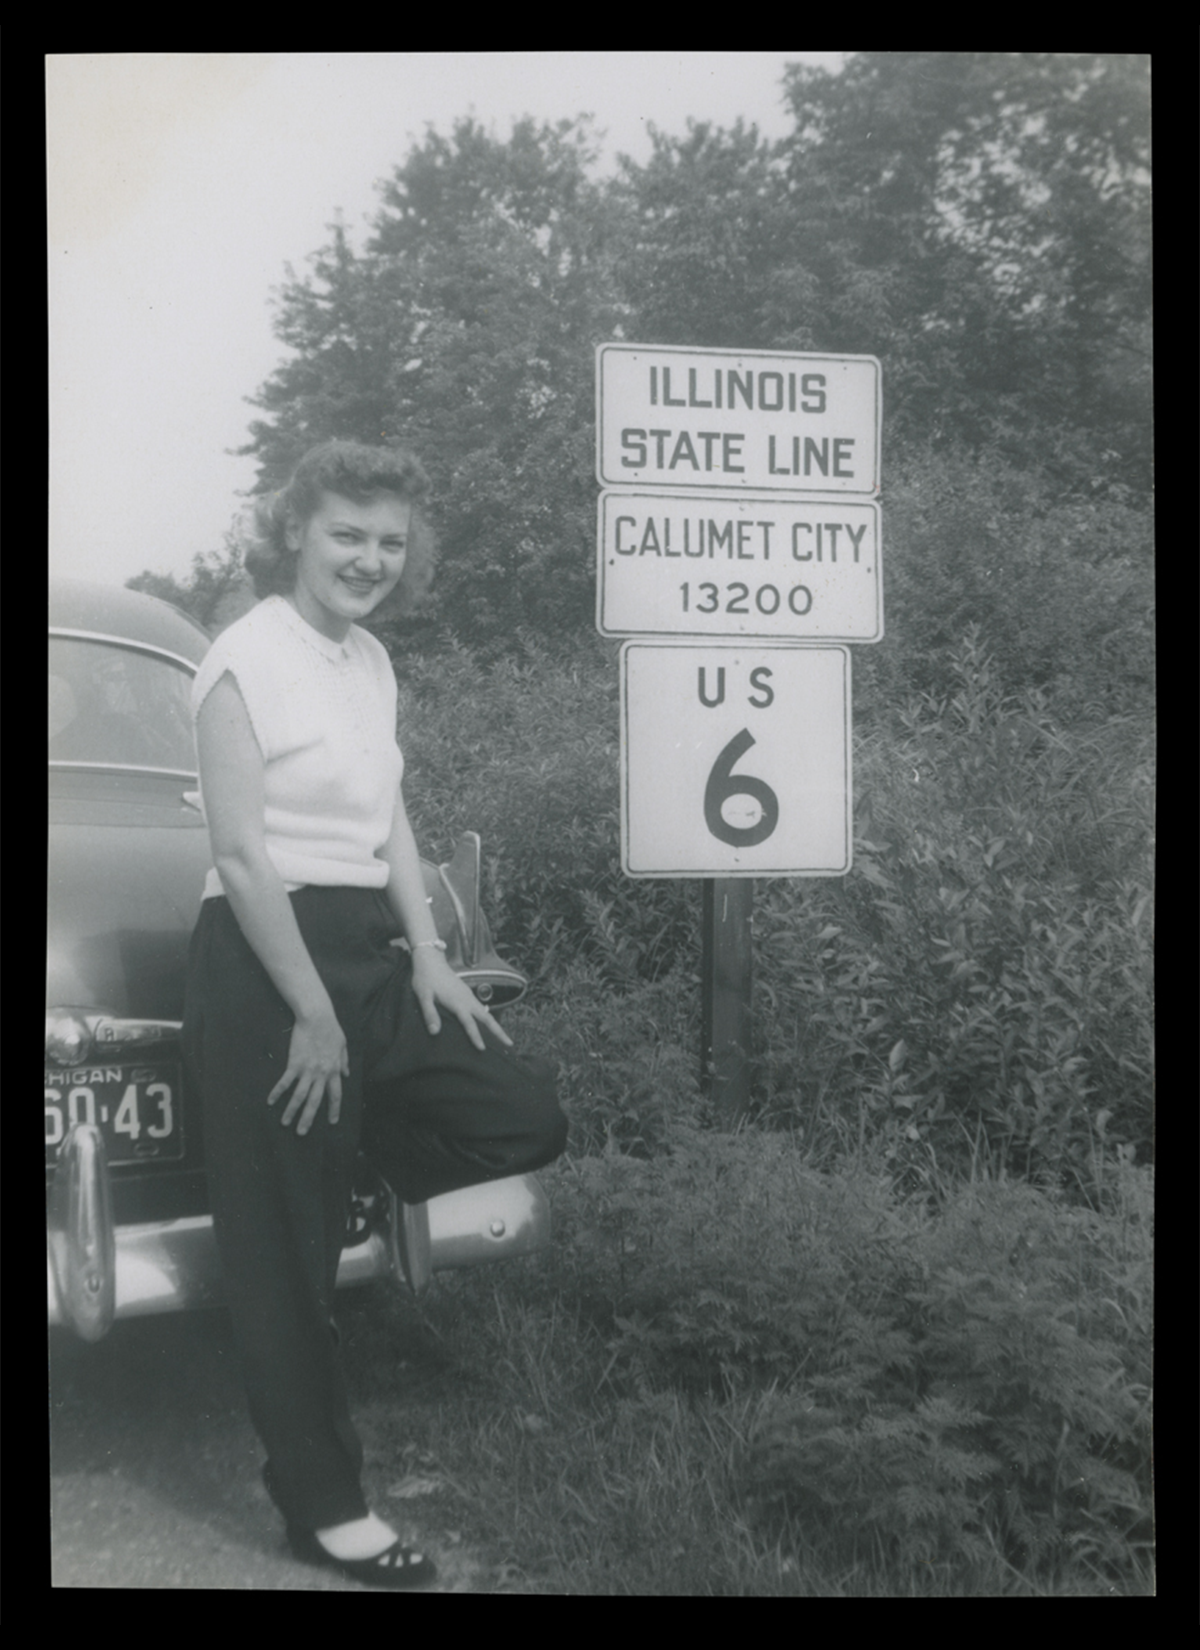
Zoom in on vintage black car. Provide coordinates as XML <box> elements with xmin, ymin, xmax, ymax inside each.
<box><xmin>48</xmin><ymin>579</ymin><xmax>548</xmax><ymax>1341</ymax></box>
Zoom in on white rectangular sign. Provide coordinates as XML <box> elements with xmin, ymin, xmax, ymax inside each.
<box><xmin>620</xmin><ymin>642</ymin><xmax>852</xmax><ymax>878</ymax></box>
<box><xmin>597</xmin><ymin>491</ymin><xmax>882</xmax><ymax>642</ymax></box>
<box><xmin>597</xmin><ymin>344</ymin><xmax>880</xmax><ymax>495</ymax></box>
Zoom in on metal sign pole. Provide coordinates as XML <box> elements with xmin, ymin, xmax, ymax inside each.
<box><xmin>700</xmin><ymin>877</ymin><xmax>754</xmax><ymax>1124</ymax></box>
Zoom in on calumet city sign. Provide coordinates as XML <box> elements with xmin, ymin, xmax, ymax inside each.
<box><xmin>596</xmin><ymin>343</ymin><xmax>883</xmax><ymax>881</ymax></box>
<box><xmin>596</xmin><ymin>492</ymin><xmax>882</xmax><ymax>643</ymax></box>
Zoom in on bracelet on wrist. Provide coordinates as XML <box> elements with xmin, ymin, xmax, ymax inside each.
<box><xmin>412</xmin><ymin>938</ymin><xmax>447</xmax><ymax>952</ymax></box>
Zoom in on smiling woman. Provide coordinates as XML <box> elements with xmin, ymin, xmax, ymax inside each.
<box><xmin>287</xmin><ymin>493</ymin><xmax>412</xmax><ymax>642</ymax></box>
<box><xmin>182</xmin><ymin>438</ymin><xmax>567</xmax><ymax>1586</ymax></box>
<box><xmin>241</xmin><ymin>441</ymin><xmax>437</xmax><ymax>615</ymax></box>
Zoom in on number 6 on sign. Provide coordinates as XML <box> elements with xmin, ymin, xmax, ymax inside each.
<box><xmin>704</xmin><ymin>729</ymin><xmax>779</xmax><ymax>846</ymax></box>
<box><xmin>619</xmin><ymin>641</ymin><xmax>850</xmax><ymax>877</ymax></box>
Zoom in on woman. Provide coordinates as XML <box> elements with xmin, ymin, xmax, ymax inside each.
<box><xmin>182</xmin><ymin>440</ymin><xmax>567</xmax><ymax>1589</ymax></box>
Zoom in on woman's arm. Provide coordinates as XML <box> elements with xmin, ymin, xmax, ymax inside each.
<box><xmin>196</xmin><ymin>672</ymin><xmax>349</xmax><ymax>1133</ymax></box>
<box><xmin>381</xmin><ymin>787</ymin><xmax>512</xmax><ymax>1052</ymax></box>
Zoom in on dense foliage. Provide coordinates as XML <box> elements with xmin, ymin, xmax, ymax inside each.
<box><xmin>345</xmin><ymin>1127</ymin><xmax>1152</xmax><ymax>1594</ymax></box>
<box><xmin>534</xmin><ymin>1130</ymin><xmax>1153</xmax><ymax>1586</ymax></box>
<box><xmin>772</xmin><ymin>54</ymin><xmax>1152</xmax><ymax>492</ymax></box>
<box><xmin>401</xmin><ymin>627</ymin><xmax>1152</xmax><ymax>1184</ymax></box>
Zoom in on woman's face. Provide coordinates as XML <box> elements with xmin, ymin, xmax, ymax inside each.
<box><xmin>286</xmin><ymin>490</ymin><xmax>411</xmax><ymax>641</ymax></box>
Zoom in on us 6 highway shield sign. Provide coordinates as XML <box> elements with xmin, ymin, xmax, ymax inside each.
<box><xmin>620</xmin><ymin>642</ymin><xmax>852</xmax><ymax>878</ymax></box>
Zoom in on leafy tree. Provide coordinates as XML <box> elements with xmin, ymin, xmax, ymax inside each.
<box><xmin>127</xmin><ymin>537</ymin><xmax>252</xmax><ymax>632</ymax></box>
<box><xmin>612</xmin><ymin>118</ymin><xmax>807</xmax><ymax>351</ymax></box>
<box><xmin>775</xmin><ymin>53</ymin><xmax>1151</xmax><ymax>491</ymax></box>
<box><xmin>615</xmin><ymin>55</ymin><xmax>1149</xmax><ymax>495</ymax></box>
<box><xmin>606</xmin><ymin>56</ymin><xmax>1152</xmax><ymax>712</ymax></box>
<box><xmin>155</xmin><ymin>60</ymin><xmax>1149</xmax><ymax>667</ymax></box>
<box><xmin>242</xmin><ymin>116</ymin><xmax>627</xmax><ymax>649</ymax></box>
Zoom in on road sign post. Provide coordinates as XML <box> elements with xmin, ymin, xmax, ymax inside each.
<box><xmin>596</xmin><ymin>343</ymin><xmax>881</xmax><ymax>1123</ymax></box>
<box><xmin>701</xmin><ymin>879</ymin><xmax>754</xmax><ymax>1123</ymax></box>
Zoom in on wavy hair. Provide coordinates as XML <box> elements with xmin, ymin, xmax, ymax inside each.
<box><xmin>241</xmin><ymin>440</ymin><xmax>436</xmax><ymax>611</ymax></box>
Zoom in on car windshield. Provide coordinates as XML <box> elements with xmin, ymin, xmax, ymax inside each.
<box><xmin>49</xmin><ymin>636</ymin><xmax>196</xmax><ymax>772</ymax></box>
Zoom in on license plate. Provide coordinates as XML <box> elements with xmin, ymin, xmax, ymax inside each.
<box><xmin>45</xmin><ymin>1063</ymin><xmax>184</xmax><ymax>1169</ymax></box>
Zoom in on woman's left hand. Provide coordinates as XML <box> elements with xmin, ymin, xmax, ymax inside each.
<box><xmin>410</xmin><ymin>947</ymin><xmax>514</xmax><ymax>1051</ymax></box>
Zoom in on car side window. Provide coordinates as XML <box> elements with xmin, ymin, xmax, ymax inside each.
<box><xmin>49</xmin><ymin>637</ymin><xmax>196</xmax><ymax>771</ymax></box>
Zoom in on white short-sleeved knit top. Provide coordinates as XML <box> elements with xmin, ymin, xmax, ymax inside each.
<box><xmin>190</xmin><ymin>595</ymin><xmax>404</xmax><ymax>899</ymax></box>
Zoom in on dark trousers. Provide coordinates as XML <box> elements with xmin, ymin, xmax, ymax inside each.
<box><xmin>182</xmin><ymin>886</ymin><xmax>567</xmax><ymax>1532</ymax></box>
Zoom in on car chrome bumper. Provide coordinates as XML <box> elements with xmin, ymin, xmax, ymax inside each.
<box><xmin>382</xmin><ymin>1172</ymin><xmax>552</xmax><ymax>1294</ymax></box>
<box><xmin>48</xmin><ymin>1124</ymin><xmax>551</xmax><ymax>1338</ymax></box>
<box><xmin>47</xmin><ymin>1211</ymin><xmax>225</xmax><ymax>1335</ymax></box>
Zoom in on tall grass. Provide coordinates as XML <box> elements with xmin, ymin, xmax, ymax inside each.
<box><xmin>344</xmin><ymin>1134</ymin><xmax>1152</xmax><ymax>1594</ymax></box>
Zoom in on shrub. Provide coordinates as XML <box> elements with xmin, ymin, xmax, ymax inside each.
<box><xmin>543</xmin><ymin>1126</ymin><xmax>915</xmax><ymax>1400</ymax></box>
<box><xmin>504</xmin><ymin>955</ymin><xmax>707</xmax><ymax>1158</ymax></box>
<box><xmin>386</xmin><ymin>616</ymin><xmax>1152</xmax><ymax>1189</ymax></box>
<box><xmin>741</xmin><ymin>1165</ymin><xmax>1153</xmax><ymax>1587</ymax></box>
<box><xmin>753</xmin><ymin>627</ymin><xmax>1154</xmax><ymax>1184</ymax></box>
<box><xmin>856</xmin><ymin>445</ymin><xmax>1155</xmax><ymax>722</ymax></box>
<box><xmin>388</xmin><ymin>633</ymin><xmax>698</xmax><ymax>982</ymax></box>
<box><xmin>526</xmin><ymin>1127</ymin><xmax>1153</xmax><ymax>1591</ymax></box>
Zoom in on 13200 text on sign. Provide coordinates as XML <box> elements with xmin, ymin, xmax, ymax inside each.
<box><xmin>598</xmin><ymin>493</ymin><xmax>881</xmax><ymax>641</ymax></box>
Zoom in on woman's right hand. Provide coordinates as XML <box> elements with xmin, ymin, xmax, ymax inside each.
<box><xmin>267</xmin><ymin>1007</ymin><xmax>350</xmax><ymax>1134</ymax></box>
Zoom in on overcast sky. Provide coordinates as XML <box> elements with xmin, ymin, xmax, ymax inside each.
<box><xmin>48</xmin><ymin>52</ymin><xmax>845</xmax><ymax>589</ymax></box>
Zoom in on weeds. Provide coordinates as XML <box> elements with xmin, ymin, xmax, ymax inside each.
<box><xmin>754</xmin><ymin>628</ymin><xmax>1153</xmax><ymax>1185</ymax></box>
<box><xmin>347</xmin><ymin>1129</ymin><xmax>1151</xmax><ymax>1595</ymax></box>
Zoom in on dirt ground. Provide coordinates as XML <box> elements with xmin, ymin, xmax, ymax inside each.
<box><xmin>49</xmin><ymin>1303</ymin><xmax>495</xmax><ymax>1592</ymax></box>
